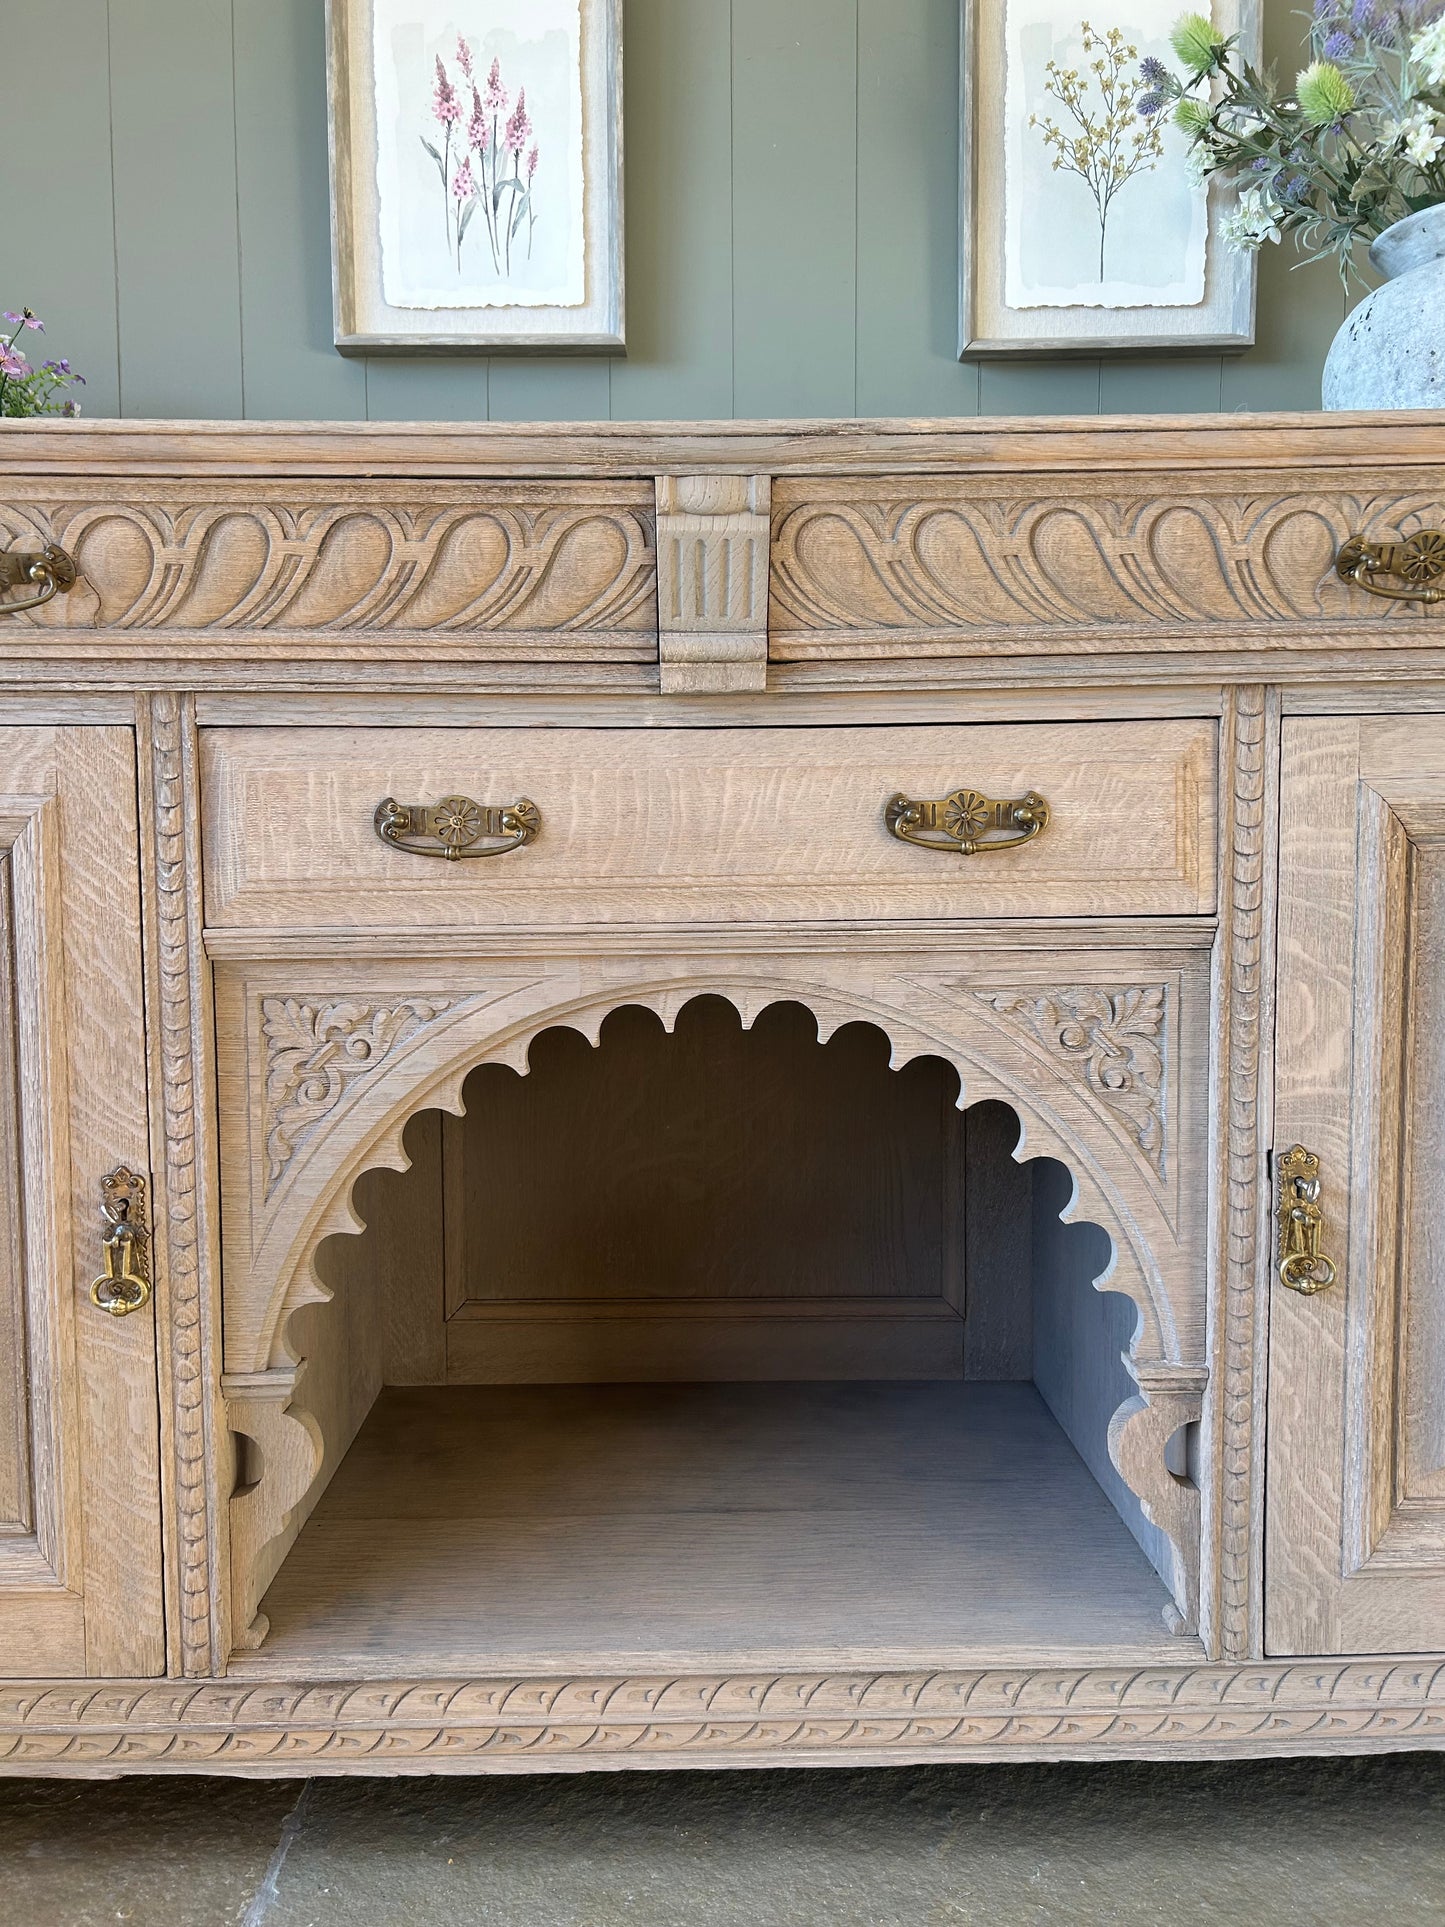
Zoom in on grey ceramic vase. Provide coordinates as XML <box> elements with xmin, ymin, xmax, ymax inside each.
<box><xmin>1322</xmin><ymin>203</ymin><xmax>1445</xmax><ymax>409</ymax></box>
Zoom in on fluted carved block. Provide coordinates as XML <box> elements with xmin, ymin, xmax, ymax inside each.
<box><xmin>656</xmin><ymin>474</ymin><xmax>770</xmax><ymax>692</ymax></box>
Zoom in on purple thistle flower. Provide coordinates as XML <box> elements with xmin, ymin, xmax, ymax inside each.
<box><xmin>1312</xmin><ymin>0</ymin><xmax>1332</xmax><ymax>16</ymax></box>
<box><xmin>433</xmin><ymin>55</ymin><xmax>461</xmax><ymax>126</ymax></box>
<box><xmin>1137</xmin><ymin>89</ymin><xmax>1165</xmax><ymax>117</ymax></box>
<box><xmin>468</xmin><ymin>83</ymin><xmax>488</xmax><ymax>152</ymax></box>
<box><xmin>484</xmin><ymin>57</ymin><xmax>507</xmax><ymax>114</ymax></box>
<box><xmin>505</xmin><ymin>87</ymin><xmax>531</xmax><ymax>154</ymax></box>
<box><xmin>1323</xmin><ymin>29</ymin><xmax>1354</xmax><ymax>55</ymax></box>
<box><xmin>1139</xmin><ymin>54</ymin><xmax>1169</xmax><ymax>87</ymax></box>
<box><xmin>455</xmin><ymin>33</ymin><xmax>473</xmax><ymax>80</ymax></box>
<box><xmin>1350</xmin><ymin>0</ymin><xmax>1376</xmax><ymax>26</ymax></box>
<box><xmin>452</xmin><ymin>154</ymin><xmax>476</xmax><ymax>202</ymax></box>
<box><xmin>527</xmin><ymin>143</ymin><xmax>539</xmax><ymax>181</ymax></box>
<box><xmin>1250</xmin><ymin>154</ymin><xmax>1272</xmax><ymax>168</ymax></box>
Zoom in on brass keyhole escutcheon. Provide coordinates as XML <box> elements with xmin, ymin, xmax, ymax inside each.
<box><xmin>91</xmin><ymin>1167</ymin><xmax>152</xmax><ymax>1318</ymax></box>
<box><xmin>1276</xmin><ymin>1145</ymin><xmax>1337</xmax><ymax>1295</ymax></box>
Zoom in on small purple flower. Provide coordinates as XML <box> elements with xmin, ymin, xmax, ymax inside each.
<box><xmin>0</xmin><ymin>347</ymin><xmax>28</xmax><ymax>377</ymax></box>
<box><xmin>1250</xmin><ymin>154</ymin><xmax>1272</xmax><ymax>169</ymax></box>
<box><xmin>468</xmin><ymin>84</ymin><xmax>488</xmax><ymax>151</ymax></box>
<box><xmin>505</xmin><ymin>87</ymin><xmax>531</xmax><ymax>154</ymax></box>
<box><xmin>61</xmin><ymin>399</ymin><xmax>80</xmax><ymax>418</ymax></box>
<box><xmin>1139</xmin><ymin>54</ymin><xmax>1169</xmax><ymax>88</ymax></box>
<box><xmin>4</xmin><ymin>309</ymin><xmax>43</xmax><ymax>332</ymax></box>
<box><xmin>41</xmin><ymin>358</ymin><xmax>70</xmax><ymax>374</ymax></box>
<box><xmin>433</xmin><ymin>55</ymin><xmax>461</xmax><ymax>127</ymax></box>
<box><xmin>1350</xmin><ymin>0</ymin><xmax>1376</xmax><ymax>26</ymax></box>
<box><xmin>527</xmin><ymin>142</ymin><xmax>539</xmax><ymax>182</ymax></box>
<box><xmin>1137</xmin><ymin>89</ymin><xmax>1165</xmax><ymax>117</ymax></box>
<box><xmin>1323</xmin><ymin>29</ymin><xmax>1354</xmax><ymax>55</ymax></box>
<box><xmin>484</xmin><ymin>57</ymin><xmax>507</xmax><ymax>114</ymax></box>
<box><xmin>455</xmin><ymin>33</ymin><xmax>473</xmax><ymax>81</ymax></box>
<box><xmin>452</xmin><ymin>155</ymin><xmax>476</xmax><ymax>202</ymax></box>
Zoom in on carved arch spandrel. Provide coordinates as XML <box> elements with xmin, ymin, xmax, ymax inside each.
<box><xmin>220</xmin><ymin>965</ymin><xmax>1206</xmax><ymax>1380</ymax></box>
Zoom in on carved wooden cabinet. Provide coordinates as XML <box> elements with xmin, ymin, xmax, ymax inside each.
<box><xmin>0</xmin><ymin>417</ymin><xmax>1441</xmax><ymax>1773</ymax></box>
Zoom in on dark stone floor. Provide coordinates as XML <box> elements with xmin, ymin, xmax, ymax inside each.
<box><xmin>0</xmin><ymin>1753</ymin><xmax>1442</xmax><ymax>1925</ymax></box>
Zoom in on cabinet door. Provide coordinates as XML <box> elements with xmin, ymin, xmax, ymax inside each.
<box><xmin>0</xmin><ymin>728</ymin><xmax>163</xmax><ymax>1678</ymax></box>
<box><xmin>1269</xmin><ymin>717</ymin><xmax>1445</xmax><ymax>1655</ymax></box>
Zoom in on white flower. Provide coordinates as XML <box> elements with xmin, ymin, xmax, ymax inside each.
<box><xmin>1221</xmin><ymin>181</ymin><xmax>1283</xmax><ymax>252</ymax></box>
<box><xmin>1413</xmin><ymin>19</ymin><xmax>1445</xmax><ymax>92</ymax></box>
<box><xmin>1382</xmin><ymin>102</ymin><xmax>1445</xmax><ymax>168</ymax></box>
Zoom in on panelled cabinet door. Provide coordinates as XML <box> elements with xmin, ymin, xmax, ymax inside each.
<box><xmin>0</xmin><ymin>728</ymin><xmax>163</xmax><ymax>1678</ymax></box>
<box><xmin>1269</xmin><ymin>717</ymin><xmax>1445</xmax><ymax>1655</ymax></box>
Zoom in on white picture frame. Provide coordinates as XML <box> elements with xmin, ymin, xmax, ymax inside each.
<box><xmin>327</xmin><ymin>0</ymin><xmax>624</xmax><ymax>353</ymax></box>
<box><xmin>960</xmin><ymin>0</ymin><xmax>1260</xmax><ymax>356</ymax></box>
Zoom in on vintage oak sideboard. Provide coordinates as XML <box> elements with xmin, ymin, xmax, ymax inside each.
<box><xmin>0</xmin><ymin>414</ymin><xmax>1441</xmax><ymax>1776</ymax></box>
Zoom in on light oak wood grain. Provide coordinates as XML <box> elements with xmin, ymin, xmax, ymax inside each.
<box><xmin>243</xmin><ymin>1383</ymin><xmax>1193</xmax><ymax>1678</ymax></box>
<box><xmin>0</xmin><ymin>728</ymin><xmax>163</xmax><ymax>1679</ymax></box>
<box><xmin>200</xmin><ymin>720</ymin><xmax>1218</xmax><ymax>929</ymax></box>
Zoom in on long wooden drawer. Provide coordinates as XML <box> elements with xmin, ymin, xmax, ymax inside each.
<box><xmin>200</xmin><ymin>721</ymin><xmax>1217</xmax><ymax>929</ymax></box>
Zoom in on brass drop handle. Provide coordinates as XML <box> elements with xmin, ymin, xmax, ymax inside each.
<box><xmin>0</xmin><ymin>543</ymin><xmax>78</xmax><ymax>616</ymax></box>
<box><xmin>90</xmin><ymin>1167</ymin><xmax>152</xmax><ymax>1318</ymax></box>
<box><xmin>1276</xmin><ymin>1144</ymin><xmax>1337</xmax><ymax>1295</ymax></box>
<box><xmin>1336</xmin><ymin>530</ymin><xmax>1445</xmax><ymax>604</ymax></box>
<box><xmin>886</xmin><ymin>786</ymin><xmax>1050</xmax><ymax>855</ymax></box>
<box><xmin>374</xmin><ymin>794</ymin><xmax>540</xmax><ymax>861</ymax></box>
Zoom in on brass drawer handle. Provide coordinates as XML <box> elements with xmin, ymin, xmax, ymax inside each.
<box><xmin>885</xmin><ymin>786</ymin><xmax>1050</xmax><ymax>855</ymax></box>
<box><xmin>374</xmin><ymin>794</ymin><xmax>540</xmax><ymax>861</ymax></box>
<box><xmin>1276</xmin><ymin>1144</ymin><xmax>1337</xmax><ymax>1295</ymax></box>
<box><xmin>91</xmin><ymin>1167</ymin><xmax>151</xmax><ymax>1318</ymax></box>
<box><xmin>1336</xmin><ymin>530</ymin><xmax>1445</xmax><ymax>604</ymax></box>
<box><xmin>0</xmin><ymin>543</ymin><xmax>78</xmax><ymax>616</ymax></box>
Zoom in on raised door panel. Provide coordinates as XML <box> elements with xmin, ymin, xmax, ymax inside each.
<box><xmin>0</xmin><ymin>727</ymin><xmax>163</xmax><ymax>1679</ymax></box>
<box><xmin>1268</xmin><ymin>717</ymin><xmax>1445</xmax><ymax>1655</ymax></box>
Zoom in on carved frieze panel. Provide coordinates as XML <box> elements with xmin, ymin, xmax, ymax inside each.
<box><xmin>0</xmin><ymin>481</ymin><xmax>656</xmax><ymax>655</ymax></box>
<box><xmin>770</xmin><ymin>476</ymin><xmax>1445</xmax><ymax>656</ymax></box>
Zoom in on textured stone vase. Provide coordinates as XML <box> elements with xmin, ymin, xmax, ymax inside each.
<box><xmin>1322</xmin><ymin>203</ymin><xmax>1445</xmax><ymax>410</ymax></box>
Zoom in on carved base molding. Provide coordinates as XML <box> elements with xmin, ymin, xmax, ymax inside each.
<box><xmin>0</xmin><ymin>1662</ymin><xmax>1441</xmax><ymax>1775</ymax></box>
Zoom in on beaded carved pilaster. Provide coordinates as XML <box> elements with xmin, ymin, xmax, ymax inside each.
<box><xmin>136</xmin><ymin>692</ymin><xmax>227</xmax><ymax>1675</ymax></box>
<box><xmin>1206</xmin><ymin>683</ymin><xmax>1279</xmax><ymax>1660</ymax></box>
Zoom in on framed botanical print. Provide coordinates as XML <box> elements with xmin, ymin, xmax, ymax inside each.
<box><xmin>960</xmin><ymin>0</ymin><xmax>1259</xmax><ymax>355</ymax></box>
<box><xmin>327</xmin><ymin>0</ymin><xmax>623</xmax><ymax>352</ymax></box>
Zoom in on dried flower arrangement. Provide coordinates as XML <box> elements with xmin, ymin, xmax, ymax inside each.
<box><xmin>1139</xmin><ymin>4</ymin><xmax>1445</xmax><ymax>278</ymax></box>
<box><xmin>0</xmin><ymin>309</ymin><xmax>84</xmax><ymax>418</ymax></box>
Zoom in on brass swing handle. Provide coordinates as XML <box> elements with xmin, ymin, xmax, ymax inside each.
<box><xmin>1336</xmin><ymin>530</ymin><xmax>1445</xmax><ymax>604</ymax></box>
<box><xmin>91</xmin><ymin>1167</ymin><xmax>151</xmax><ymax>1318</ymax></box>
<box><xmin>374</xmin><ymin>794</ymin><xmax>540</xmax><ymax>861</ymax></box>
<box><xmin>886</xmin><ymin>786</ymin><xmax>1050</xmax><ymax>855</ymax></box>
<box><xmin>0</xmin><ymin>543</ymin><xmax>78</xmax><ymax>616</ymax></box>
<box><xmin>1276</xmin><ymin>1144</ymin><xmax>1337</xmax><ymax>1295</ymax></box>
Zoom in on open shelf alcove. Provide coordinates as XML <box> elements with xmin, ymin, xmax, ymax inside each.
<box><xmin>218</xmin><ymin>962</ymin><xmax>1210</xmax><ymax>1676</ymax></box>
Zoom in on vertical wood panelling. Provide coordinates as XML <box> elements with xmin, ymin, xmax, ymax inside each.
<box><xmin>233</xmin><ymin>0</ymin><xmax>366</xmax><ymax>419</ymax></box>
<box><xmin>856</xmin><ymin>0</ymin><xmax>977</xmax><ymax>417</ymax></box>
<box><xmin>731</xmin><ymin>0</ymin><xmax>859</xmax><ymax>418</ymax></box>
<box><xmin>610</xmin><ymin>0</ymin><xmax>734</xmax><ymax>420</ymax></box>
<box><xmin>1</xmin><ymin>0</ymin><xmax>120</xmax><ymax>418</ymax></box>
<box><xmin>365</xmin><ymin>359</ymin><xmax>487</xmax><ymax>422</ymax></box>
<box><xmin>488</xmin><ymin>360</ymin><xmax>612</xmax><ymax>422</ymax></box>
<box><xmin>108</xmin><ymin>0</ymin><xmax>244</xmax><ymax>418</ymax></box>
<box><xmin>9</xmin><ymin>0</ymin><xmax>1340</xmax><ymax>423</ymax></box>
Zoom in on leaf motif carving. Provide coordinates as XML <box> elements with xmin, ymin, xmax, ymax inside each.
<box><xmin>261</xmin><ymin>997</ymin><xmax>458</xmax><ymax>1196</ymax></box>
<box><xmin>978</xmin><ymin>986</ymin><xmax>1167</xmax><ymax>1175</ymax></box>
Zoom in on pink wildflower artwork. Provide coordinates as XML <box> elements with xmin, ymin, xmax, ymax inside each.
<box><xmin>422</xmin><ymin>47</ymin><xmax>541</xmax><ymax>280</ymax></box>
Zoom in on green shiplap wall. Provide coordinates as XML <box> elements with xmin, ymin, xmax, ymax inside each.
<box><xmin>6</xmin><ymin>0</ymin><xmax>1345</xmax><ymax>421</ymax></box>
